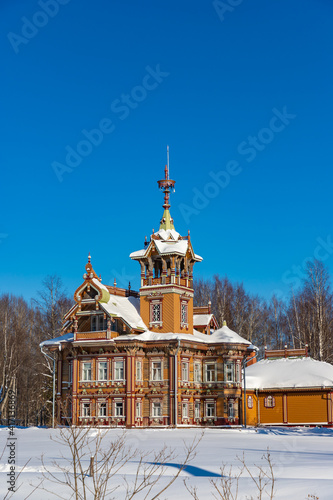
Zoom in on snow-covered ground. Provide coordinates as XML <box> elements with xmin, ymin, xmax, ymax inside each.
<box><xmin>1</xmin><ymin>426</ymin><xmax>332</xmax><ymax>499</ymax></box>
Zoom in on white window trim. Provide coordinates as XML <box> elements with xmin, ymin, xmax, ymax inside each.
<box><xmin>204</xmin><ymin>361</ymin><xmax>217</xmax><ymax>383</ymax></box>
<box><xmin>180</xmin><ymin>301</ymin><xmax>189</xmax><ymax>328</ymax></box>
<box><xmin>113</xmin><ymin>358</ymin><xmax>125</xmax><ymax>381</ymax></box>
<box><xmin>151</xmin><ymin>401</ymin><xmax>162</xmax><ymax>418</ymax></box>
<box><xmin>136</xmin><ymin>360</ymin><xmax>142</xmax><ymax>381</ymax></box>
<box><xmin>98</xmin><ymin>360</ymin><xmax>108</xmax><ymax>382</ymax></box>
<box><xmin>150</xmin><ymin>359</ymin><xmax>163</xmax><ymax>382</ymax></box>
<box><xmin>81</xmin><ymin>361</ymin><xmax>92</xmax><ymax>382</ymax></box>
<box><xmin>149</xmin><ymin>300</ymin><xmax>163</xmax><ymax>327</ymax></box>
<box><xmin>181</xmin><ymin>360</ymin><xmax>189</xmax><ymax>382</ymax></box>
<box><xmin>194</xmin><ymin>362</ymin><xmax>202</xmax><ymax>383</ymax></box>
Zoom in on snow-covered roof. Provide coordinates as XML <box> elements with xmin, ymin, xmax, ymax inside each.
<box><xmin>92</xmin><ymin>277</ymin><xmax>109</xmax><ymax>292</ymax></box>
<box><xmin>101</xmin><ymin>295</ymin><xmax>147</xmax><ymax>331</ymax></box>
<box><xmin>209</xmin><ymin>325</ymin><xmax>252</xmax><ymax>345</ymax></box>
<box><xmin>246</xmin><ymin>358</ymin><xmax>333</xmax><ymax>390</ymax></box>
<box><xmin>193</xmin><ymin>313</ymin><xmax>214</xmax><ymax>326</ymax></box>
<box><xmin>155</xmin><ymin>228</ymin><xmax>181</xmax><ymax>240</ymax></box>
<box><xmin>40</xmin><ymin>332</ymin><xmax>74</xmax><ymax>348</ymax></box>
<box><xmin>116</xmin><ymin>325</ymin><xmax>252</xmax><ymax>345</ymax></box>
<box><xmin>154</xmin><ymin>239</ymin><xmax>188</xmax><ymax>256</ymax></box>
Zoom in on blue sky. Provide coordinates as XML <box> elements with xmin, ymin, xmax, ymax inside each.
<box><xmin>1</xmin><ymin>0</ymin><xmax>332</xmax><ymax>302</ymax></box>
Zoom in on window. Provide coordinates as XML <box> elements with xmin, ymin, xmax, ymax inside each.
<box><xmin>247</xmin><ymin>395</ymin><xmax>253</xmax><ymax>409</ymax></box>
<box><xmin>114</xmin><ymin>360</ymin><xmax>124</xmax><ymax>381</ymax></box>
<box><xmin>194</xmin><ymin>363</ymin><xmax>201</xmax><ymax>383</ymax></box>
<box><xmin>115</xmin><ymin>401</ymin><xmax>124</xmax><ymax>417</ymax></box>
<box><xmin>152</xmin><ymin>402</ymin><xmax>162</xmax><ymax>417</ymax></box>
<box><xmin>194</xmin><ymin>402</ymin><xmax>200</xmax><ymax>419</ymax></box>
<box><xmin>82</xmin><ymin>402</ymin><xmax>90</xmax><ymax>417</ymax></box>
<box><xmin>228</xmin><ymin>400</ymin><xmax>234</xmax><ymax>419</ymax></box>
<box><xmin>136</xmin><ymin>361</ymin><xmax>142</xmax><ymax>381</ymax></box>
<box><xmin>206</xmin><ymin>401</ymin><xmax>215</xmax><ymax>418</ymax></box>
<box><xmin>152</xmin><ymin>302</ymin><xmax>161</xmax><ymax>322</ymax></box>
<box><xmin>236</xmin><ymin>362</ymin><xmax>241</xmax><ymax>383</ymax></box>
<box><xmin>181</xmin><ymin>302</ymin><xmax>188</xmax><ymax>326</ymax></box>
<box><xmin>151</xmin><ymin>361</ymin><xmax>162</xmax><ymax>381</ymax></box>
<box><xmin>91</xmin><ymin>315</ymin><xmax>107</xmax><ymax>332</ymax></box>
<box><xmin>182</xmin><ymin>361</ymin><xmax>189</xmax><ymax>382</ymax></box>
<box><xmin>82</xmin><ymin>362</ymin><xmax>92</xmax><ymax>381</ymax></box>
<box><xmin>150</xmin><ymin>300</ymin><xmax>162</xmax><ymax>326</ymax></box>
<box><xmin>136</xmin><ymin>401</ymin><xmax>141</xmax><ymax>418</ymax></box>
<box><xmin>68</xmin><ymin>361</ymin><xmax>73</xmax><ymax>384</ymax></box>
<box><xmin>98</xmin><ymin>361</ymin><xmax>107</xmax><ymax>381</ymax></box>
<box><xmin>264</xmin><ymin>395</ymin><xmax>275</xmax><ymax>408</ymax></box>
<box><xmin>205</xmin><ymin>363</ymin><xmax>216</xmax><ymax>382</ymax></box>
<box><xmin>225</xmin><ymin>362</ymin><xmax>235</xmax><ymax>382</ymax></box>
<box><xmin>182</xmin><ymin>402</ymin><xmax>188</xmax><ymax>418</ymax></box>
<box><xmin>98</xmin><ymin>402</ymin><xmax>107</xmax><ymax>417</ymax></box>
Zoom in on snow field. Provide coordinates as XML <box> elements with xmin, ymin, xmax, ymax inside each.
<box><xmin>0</xmin><ymin>426</ymin><xmax>332</xmax><ymax>499</ymax></box>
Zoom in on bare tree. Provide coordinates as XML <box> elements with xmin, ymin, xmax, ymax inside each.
<box><xmin>36</xmin><ymin>426</ymin><xmax>202</xmax><ymax>500</ymax></box>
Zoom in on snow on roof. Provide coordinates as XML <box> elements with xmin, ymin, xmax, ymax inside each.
<box><xmin>116</xmin><ymin>330</ymin><xmax>208</xmax><ymax>343</ymax></box>
<box><xmin>155</xmin><ymin>228</ymin><xmax>181</xmax><ymax>240</ymax></box>
<box><xmin>154</xmin><ymin>239</ymin><xmax>188</xmax><ymax>256</ymax></box>
<box><xmin>194</xmin><ymin>253</ymin><xmax>203</xmax><ymax>261</ymax></box>
<box><xmin>40</xmin><ymin>332</ymin><xmax>74</xmax><ymax>348</ymax></box>
<box><xmin>246</xmin><ymin>357</ymin><xmax>333</xmax><ymax>390</ymax></box>
<box><xmin>209</xmin><ymin>325</ymin><xmax>252</xmax><ymax>345</ymax></box>
<box><xmin>116</xmin><ymin>326</ymin><xmax>252</xmax><ymax>345</ymax></box>
<box><xmin>193</xmin><ymin>314</ymin><xmax>214</xmax><ymax>326</ymax></box>
<box><xmin>129</xmin><ymin>248</ymin><xmax>146</xmax><ymax>259</ymax></box>
<box><xmin>92</xmin><ymin>278</ymin><xmax>109</xmax><ymax>292</ymax></box>
<box><xmin>101</xmin><ymin>295</ymin><xmax>147</xmax><ymax>331</ymax></box>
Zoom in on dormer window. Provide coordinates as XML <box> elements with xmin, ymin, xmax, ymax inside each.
<box><xmin>91</xmin><ymin>315</ymin><xmax>107</xmax><ymax>332</ymax></box>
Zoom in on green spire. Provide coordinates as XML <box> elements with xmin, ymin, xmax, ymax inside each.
<box><xmin>157</xmin><ymin>148</ymin><xmax>176</xmax><ymax>231</ymax></box>
<box><xmin>160</xmin><ymin>208</ymin><xmax>175</xmax><ymax>230</ymax></box>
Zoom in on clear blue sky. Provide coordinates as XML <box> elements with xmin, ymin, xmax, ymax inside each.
<box><xmin>1</xmin><ymin>0</ymin><xmax>332</xmax><ymax>302</ymax></box>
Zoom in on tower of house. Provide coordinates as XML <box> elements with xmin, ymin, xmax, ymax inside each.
<box><xmin>130</xmin><ymin>161</ymin><xmax>202</xmax><ymax>334</ymax></box>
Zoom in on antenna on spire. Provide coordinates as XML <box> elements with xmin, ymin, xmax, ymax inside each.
<box><xmin>167</xmin><ymin>145</ymin><xmax>169</xmax><ymax>179</ymax></box>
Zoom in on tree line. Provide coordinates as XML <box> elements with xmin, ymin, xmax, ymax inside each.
<box><xmin>0</xmin><ymin>276</ymin><xmax>71</xmax><ymax>426</ymax></box>
<box><xmin>194</xmin><ymin>259</ymin><xmax>333</xmax><ymax>363</ymax></box>
<box><xmin>0</xmin><ymin>259</ymin><xmax>332</xmax><ymax>426</ymax></box>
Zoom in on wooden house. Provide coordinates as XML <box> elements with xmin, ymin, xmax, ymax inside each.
<box><xmin>245</xmin><ymin>348</ymin><xmax>333</xmax><ymax>427</ymax></box>
<box><xmin>41</xmin><ymin>162</ymin><xmax>256</xmax><ymax>428</ymax></box>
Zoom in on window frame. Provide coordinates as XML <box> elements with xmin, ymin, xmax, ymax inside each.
<box><xmin>152</xmin><ymin>401</ymin><xmax>162</xmax><ymax>417</ymax></box>
<box><xmin>180</xmin><ymin>301</ymin><xmax>188</xmax><ymax>327</ymax></box>
<box><xmin>149</xmin><ymin>299</ymin><xmax>163</xmax><ymax>327</ymax></box>
<box><xmin>181</xmin><ymin>360</ymin><xmax>189</xmax><ymax>382</ymax></box>
<box><xmin>205</xmin><ymin>401</ymin><xmax>215</xmax><ymax>418</ymax></box>
<box><xmin>81</xmin><ymin>401</ymin><xmax>91</xmax><ymax>417</ymax></box>
<box><xmin>98</xmin><ymin>401</ymin><xmax>107</xmax><ymax>417</ymax></box>
<box><xmin>98</xmin><ymin>361</ymin><xmax>108</xmax><ymax>381</ymax></box>
<box><xmin>136</xmin><ymin>360</ymin><xmax>142</xmax><ymax>381</ymax></box>
<box><xmin>204</xmin><ymin>362</ymin><xmax>216</xmax><ymax>383</ymax></box>
<box><xmin>114</xmin><ymin>359</ymin><xmax>124</xmax><ymax>381</ymax></box>
<box><xmin>194</xmin><ymin>362</ymin><xmax>202</xmax><ymax>383</ymax></box>
<box><xmin>82</xmin><ymin>361</ymin><xmax>92</xmax><ymax>382</ymax></box>
<box><xmin>194</xmin><ymin>401</ymin><xmax>201</xmax><ymax>419</ymax></box>
<box><xmin>151</xmin><ymin>360</ymin><xmax>162</xmax><ymax>381</ymax></box>
<box><xmin>225</xmin><ymin>362</ymin><xmax>235</xmax><ymax>383</ymax></box>
<box><xmin>114</xmin><ymin>401</ymin><xmax>124</xmax><ymax>417</ymax></box>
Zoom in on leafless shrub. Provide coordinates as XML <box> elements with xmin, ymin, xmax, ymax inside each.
<box><xmin>36</xmin><ymin>426</ymin><xmax>202</xmax><ymax>500</ymax></box>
